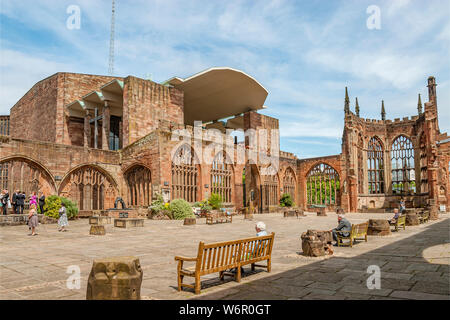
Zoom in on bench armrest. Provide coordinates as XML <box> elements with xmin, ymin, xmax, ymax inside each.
<box><xmin>174</xmin><ymin>256</ymin><xmax>197</xmax><ymax>262</ymax></box>
<box><xmin>335</xmin><ymin>230</ymin><xmax>351</xmax><ymax>234</ymax></box>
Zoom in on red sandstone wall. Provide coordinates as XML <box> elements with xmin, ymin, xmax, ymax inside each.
<box><xmin>122</xmin><ymin>77</ymin><xmax>184</xmax><ymax>147</ymax></box>
<box><xmin>9</xmin><ymin>73</ymin><xmax>121</xmax><ymax>145</ymax></box>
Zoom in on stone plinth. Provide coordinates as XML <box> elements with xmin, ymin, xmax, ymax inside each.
<box><xmin>101</xmin><ymin>209</ymin><xmax>140</xmax><ymax>219</ymax></box>
<box><xmin>283</xmin><ymin>210</ymin><xmax>298</xmax><ymax>218</ymax></box>
<box><xmin>0</xmin><ymin>214</ymin><xmax>57</xmax><ymax>227</ymax></box>
<box><xmin>317</xmin><ymin>208</ymin><xmax>327</xmax><ymax>217</ymax></box>
<box><xmin>183</xmin><ymin>218</ymin><xmax>196</xmax><ymax>225</ymax></box>
<box><xmin>429</xmin><ymin>207</ymin><xmax>439</xmax><ymax>220</ymax></box>
<box><xmin>89</xmin><ymin>216</ymin><xmax>112</xmax><ymax>225</ymax></box>
<box><xmin>86</xmin><ymin>256</ymin><xmax>143</xmax><ymax>300</ymax></box>
<box><xmin>301</xmin><ymin>230</ymin><xmax>333</xmax><ymax>257</ymax></box>
<box><xmin>114</xmin><ymin>218</ymin><xmax>145</xmax><ymax>228</ymax></box>
<box><xmin>90</xmin><ymin>225</ymin><xmax>106</xmax><ymax>235</ymax></box>
<box><xmin>406</xmin><ymin>213</ymin><xmax>420</xmax><ymax>226</ymax></box>
<box><xmin>368</xmin><ymin>219</ymin><xmax>391</xmax><ymax>236</ymax></box>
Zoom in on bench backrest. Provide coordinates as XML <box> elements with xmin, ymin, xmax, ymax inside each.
<box><xmin>351</xmin><ymin>222</ymin><xmax>369</xmax><ymax>238</ymax></box>
<box><xmin>195</xmin><ymin>233</ymin><xmax>275</xmax><ymax>275</ymax></box>
<box><xmin>397</xmin><ymin>215</ymin><xmax>406</xmax><ymax>225</ymax></box>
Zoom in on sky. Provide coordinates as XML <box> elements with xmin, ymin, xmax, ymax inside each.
<box><xmin>0</xmin><ymin>0</ymin><xmax>449</xmax><ymax>159</ymax></box>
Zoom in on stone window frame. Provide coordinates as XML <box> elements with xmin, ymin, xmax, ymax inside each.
<box><xmin>306</xmin><ymin>163</ymin><xmax>340</xmax><ymax>206</ymax></box>
<box><xmin>210</xmin><ymin>151</ymin><xmax>233</xmax><ymax>205</ymax></box>
<box><xmin>171</xmin><ymin>144</ymin><xmax>199</xmax><ymax>203</ymax></box>
<box><xmin>367</xmin><ymin>136</ymin><xmax>385</xmax><ymax>194</ymax></box>
<box><xmin>391</xmin><ymin>135</ymin><xmax>416</xmax><ymax>194</ymax></box>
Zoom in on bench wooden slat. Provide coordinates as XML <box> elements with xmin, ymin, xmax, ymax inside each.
<box><xmin>176</xmin><ymin>233</ymin><xmax>275</xmax><ymax>294</ymax></box>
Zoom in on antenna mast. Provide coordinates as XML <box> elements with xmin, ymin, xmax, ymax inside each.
<box><xmin>108</xmin><ymin>0</ymin><xmax>115</xmax><ymax>75</ymax></box>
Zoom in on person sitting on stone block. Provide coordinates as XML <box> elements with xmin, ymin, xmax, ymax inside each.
<box><xmin>330</xmin><ymin>214</ymin><xmax>351</xmax><ymax>244</ymax></box>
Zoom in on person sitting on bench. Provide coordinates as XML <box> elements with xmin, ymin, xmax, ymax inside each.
<box><xmin>331</xmin><ymin>214</ymin><xmax>351</xmax><ymax>245</ymax></box>
<box><xmin>389</xmin><ymin>208</ymin><xmax>400</xmax><ymax>224</ymax></box>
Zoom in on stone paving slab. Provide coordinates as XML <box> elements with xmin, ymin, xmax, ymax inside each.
<box><xmin>0</xmin><ymin>212</ymin><xmax>449</xmax><ymax>300</ymax></box>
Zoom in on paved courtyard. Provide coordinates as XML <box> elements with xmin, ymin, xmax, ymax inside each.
<box><xmin>0</xmin><ymin>212</ymin><xmax>449</xmax><ymax>300</ymax></box>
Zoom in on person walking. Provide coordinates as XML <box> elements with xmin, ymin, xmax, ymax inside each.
<box><xmin>58</xmin><ymin>203</ymin><xmax>69</xmax><ymax>232</ymax></box>
<box><xmin>28</xmin><ymin>204</ymin><xmax>39</xmax><ymax>236</ymax></box>
<box><xmin>38</xmin><ymin>192</ymin><xmax>46</xmax><ymax>215</ymax></box>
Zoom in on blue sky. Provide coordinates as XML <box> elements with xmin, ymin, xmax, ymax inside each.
<box><xmin>1</xmin><ymin>0</ymin><xmax>449</xmax><ymax>159</ymax></box>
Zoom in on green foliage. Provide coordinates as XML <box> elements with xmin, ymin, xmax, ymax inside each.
<box><xmin>43</xmin><ymin>195</ymin><xmax>78</xmax><ymax>219</ymax></box>
<box><xmin>193</xmin><ymin>200</ymin><xmax>212</xmax><ymax>212</ymax></box>
<box><xmin>169</xmin><ymin>199</ymin><xmax>195</xmax><ymax>220</ymax></box>
<box><xmin>149</xmin><ymin>193</ymin><xmax>166</xmax><ymax>215</ymax></box>
<box><xmin>43</xmin><ymin>195</ymin><xmax>62</xmax><ymax>219</ymax></box>
<box><xmin>208</xmin><ymin>193</ymin><xmax>223</xmax><ymax>210</ymax></box>
<box><xmin>280</xmin><ymin>193</ymin><xmax>293</xmax><ymax>207</ymax></box>
<box><xmin>60</xmin><ymin>197</ymin><xmax>79</xmax><ymax>219</ymax></box>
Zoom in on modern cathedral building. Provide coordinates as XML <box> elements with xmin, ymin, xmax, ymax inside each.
<box><xmin>0</xmin><ymin>68</ymin><xmax>449</xmax><ymax>214</ymax></box>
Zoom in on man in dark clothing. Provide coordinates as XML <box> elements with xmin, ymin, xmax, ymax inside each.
<box><xmin>12</xmin><ymin>190</ymin><xmax>20</xmax><ymax>214</ymax></box>
<box><xmin>331</xmin><ymin>214</ymin><xmax>352</xmax><ymax>243</ymax></box>
<box><xmin>16</xmin><ymin>191</ymin><xmax>25</xmax><ymax>215</ymax></box>
<box><xmin>38</xmin><ymin>192</ymin><xmax>46</xmax><ymax>215</ymax></box>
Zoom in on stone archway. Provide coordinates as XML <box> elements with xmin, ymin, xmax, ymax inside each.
<box><xmin>59</xmin><ymin>165</ymin><xmax>118</xmax><ymax>211</ymax></box>
<box><xmin>0</xmin><ymin>157</ymin><xmax>56</xmax><ymax>196</ymax></box>
<box><xmin>124</xmin><ymin>165</ymin><xmax>152</xmax><ymax>207</ymax></box>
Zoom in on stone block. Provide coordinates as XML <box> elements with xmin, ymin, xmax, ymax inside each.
<box><xmin>89</xmin><ymin>216</ymin><xmax>112</xmax><ymax>225</ymax></box>
<box><xmin>114</xmin><ymin>218</ymin><xmax>145</xmax><ymax>228</ymax></box>
<box><xmin>86</xmin><ymin>256</ymin><xmax>143</xmax><ymax>300</ymax></box>
<box><xmin>90</xmin><ymin>225</ymin><xmax>106</xmax><ymax>235</ymax></box>
<box><xmin>317</xmin><ymin>207</ymin><xmax>327</xmax><ymax>216</ymax></box>
<box><xmin>301</xmin><ymin>230</ymin><xmax>333</xmax><ymax>257</ymax></box>
<box><xmin>183</xmin><ymin>218</ymin><xmax>196</xmax><ymax>225</ymax></box>
<box><xmin>368</xmin><ymin>219</ymin><xmax>391</xmax><ymax>236</ymax></box>
<box><xmin>405</xmin><ymin>214</ymin><xmax>420</xmax><ymax>226</ymax></box>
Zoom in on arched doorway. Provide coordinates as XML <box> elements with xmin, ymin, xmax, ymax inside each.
<box><xmin>245</xmin><ymin>163</ymin><xmax>261</xmax><ymax>213</ymax></box>
<box><xmin>124</xmin><ymin>165</ymin><xmax>152</xmax><ymax>207</ymax></box>
<box><xmin>306</xmin><ymin>163</ymin><xmax>340</xmax><ymax>206</ymax></box>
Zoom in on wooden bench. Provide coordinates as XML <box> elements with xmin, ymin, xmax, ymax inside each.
<box><xmin>206</xmin><ymin>212</ymin><xmax>232</xmax><ymax>225</ymax></box>
<box><xmin>389</xmin><ymin>215</ymin><xmax>406</xmax><ymax>231</ymax></box>
<box><xmin>418</xmin><ymin>211</ymin><xmax>430</xmax><ymax>224</ymax></box>
<box><xmin>175</xmin><ymin>233</ymin><xmax>275</xmax><ymax>294</ymax></box>
<box><xmin>336</xmin><ymin>222</ymin><xmax>369</xmax><ymax>247</ymax></box>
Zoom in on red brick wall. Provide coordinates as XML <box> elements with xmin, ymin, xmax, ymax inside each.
<box><xmin>122</xmin><ymin>76</ymin><xmax>184</xmax><ymax>147</ymax></box>
<box><xmin>10</xmin><ymin>73</ymin><xmax>122</xmax><ymax>145</ymax></box>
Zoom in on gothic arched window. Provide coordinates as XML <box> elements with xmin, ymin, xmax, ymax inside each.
<box><xmin>391</xmin><ymin>135</ymin><xmax>415</xmax><ymax>194</ymax></box>
<box><xmin>125</xmin><ymin>165</ymin><xmax>152</xmax><ymax>207</ymax></box>
<box><xmin>367</xmin><ymin>137</ymin><xmax>385</xmax><ymax>194</ymax></box>
<box><xmin>283</xmin><ymin>167</ymin><xmax>296</xmax><ymax>201</ymax></box>
<box><xmin>211</xmin><ymin>152</ymin><xmax>233</xmax><ymax>204</ymax></box>
<box><xmin>357</xmin><ymin>134</ymin><xmax>364</xmax><ymax>194</ymax></box>
<box><xmin>419</xmin><ymin>133</ymin><xmax>428</xmax><ymax>194</ymax></box>
<box><xmin>171</xmin><ymin>144</ymin><xmax>198</xmax><ymax>203</ymax></box>
<box><xmin>307</xmin><ymin>163</ymin><xmax>340</xmax><ymax>205</ymax></box>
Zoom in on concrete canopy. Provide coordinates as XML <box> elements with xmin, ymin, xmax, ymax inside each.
<box><xmin>164</xmin><ymin>67</ymin><xmax>268</xmax><ymax>126</ymax></box>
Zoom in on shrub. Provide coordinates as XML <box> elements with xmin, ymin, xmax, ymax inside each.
<box><xmin>169</xmin><ymin>199</ymin><xmax>195</xmax><ymax>220</ymax></box>
<box><xmin>43</xmin><ymin>195</ymin><xmax>62</xmax><ymax>219</ymax></box>
<box><xmin>280</xmin><ymin>193</ymin><xmax>293</xmax><ymax>207</ymax></box>
<box><xmin>194</xmin><ymin>200</ymin><xmax>212</xmax><ymax>213</ymax></box>
<box><xmin>149</xmin><ymin>193</ymin><xmax>165</xmax><ymax>215</ymax></box>
<box><xmin>208</xmin><ymin>193</ymin><xmax>223</xmax><ymax>210</ymax></box>
<box><xmin>60</xmin><ymin>197</ymin><xmax>79</xmax><ymax>219</ymax></box>
<box><xmin>43</xmin><ymin>195</ymin><xmax>78</xmax><ymax>219</ymax></box>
